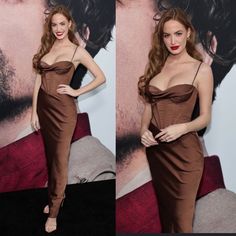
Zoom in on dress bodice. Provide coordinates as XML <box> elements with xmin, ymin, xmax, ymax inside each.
<box><xmin>39</xmin><ymin>61</ymin><xmax>75</xmax><ymax>97</ymax></box>
<box><xmin>146</xmin><ymin>83</ymin><xmax>198</xmax><ymax>129</ymax></box>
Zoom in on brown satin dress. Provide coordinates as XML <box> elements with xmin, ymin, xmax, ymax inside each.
<box><xmin>37</xmin><ymin>47</ymin><xmax>78</xmax><ymax>218</ymax></box>
<box><xmin>146</xmin><ymin>62</ymin><xmax>204</xmax><ymax>233</ymax></box>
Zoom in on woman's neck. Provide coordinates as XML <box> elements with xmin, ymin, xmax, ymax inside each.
<box><xmin>54</xmin><ymin>36</ymin><xmax>71</xmax><ymax>47</ymax></box>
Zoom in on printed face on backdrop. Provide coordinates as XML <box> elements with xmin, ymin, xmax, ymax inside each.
<box><xmin>0</xmin><ymin>1</ymin><xmax>45</xmax><ymax>122</ymax></box>
<box><xmin>116</xmin><ymin>0</ymin><xmax>158</xmax><ymax>196</ymax></box>
<box><xmin>116</xmin><ymin>1</ymin><xmax>156</xmax><ymax>140</ymax></box>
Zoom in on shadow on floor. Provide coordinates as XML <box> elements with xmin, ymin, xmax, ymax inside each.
<box><xmin>0</xmin><ymin>179</ymin><xmax>115</xmax><ymax>236</ymax></box>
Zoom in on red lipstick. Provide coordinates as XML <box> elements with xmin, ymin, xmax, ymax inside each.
<box><xmin>56</xmin><ymin>32</ymin><xmax>63</xmax><ymax>36</ymax></box>
<box><xmin>170</xmin><ymin>46</ymin><xmax>179</xmax><ymax>50</ymax></box>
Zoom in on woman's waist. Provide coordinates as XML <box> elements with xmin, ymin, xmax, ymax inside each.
<box><xmin>38</xmin><ymin>87</ymin><xmax>75</xmax><ymax>102</ymax></box>
<box><xmin>41</xmin><ymin>79</ymin><xmax>70</xmax><ymax>87</ymax></box>
<box><xmin>150</xmin><ymin>117</ymin><xmax>192</xmax><ymax>129</ymax></box>
<box><xmin>148</xmin><ymin>122</ymin><xmax>201</xmax><ymax>149</ymax></box>
<box><xmin>40</xmin><ymin>82</ymin><xmax>70</xmax><ymax>94</ymax></box>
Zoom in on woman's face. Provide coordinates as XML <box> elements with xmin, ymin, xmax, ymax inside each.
<box><xmin>162</xmin><ymin>19</ymin><xmax>190</xmax><ymax>55</ymax></box>
<box><xmin>51</xmin><ymin>13</ymin><xmax>71</xmax><ymax>40</ymax></box>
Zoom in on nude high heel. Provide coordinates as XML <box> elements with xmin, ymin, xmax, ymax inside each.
<box><xmin>43</xmin><ymin>205</ymin><xmax>49</xmax><ymax>214</ymax></box>
<box><xmin>44</xmin><ymin>196</ymin><xmax>65</xmax><ymax>233</ymax></box>
<box><xmin>45</xmin><ymin>217</ymin><xmax>57</xmax><ymax>233</ymax></box>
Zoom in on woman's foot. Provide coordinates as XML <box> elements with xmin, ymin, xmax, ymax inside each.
<box><xmin>45</xmin><ymin>217</ymin><xmax>57</xmax><ymax>233</ymax></box>
<box><xmin>43</xmin><ymin>205</ymin><xmax>49</xmax><ymax>214</ymax></box>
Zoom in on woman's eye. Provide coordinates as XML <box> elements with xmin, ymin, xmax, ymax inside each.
<box><xmin>176</xmin><ymin>32</ymin><xmax>182</xmax><ymax>36</ymax></box>
<box><xmin>163</xmin><ymin>34</ymin><xmax>169</xmax><ymax>38</ymax></box>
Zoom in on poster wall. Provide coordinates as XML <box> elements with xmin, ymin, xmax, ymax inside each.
<box><xmin>0</xmin><ymin>0</ymin><xmax>115</xmax><ymax>193</ymax></box>
<box><xmin>116</xmin><ymin>0</ymin><xmax>236</xmax><ymax>198</ymax></box>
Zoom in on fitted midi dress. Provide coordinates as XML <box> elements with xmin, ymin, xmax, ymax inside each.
<box><xmin>146</xmin><ymin>62</ymin><xmax>204</xmax><ymax>233</ymax></box>
<box><xmin>37</xmin><ymin>47</ymin><xmax>78</xmax><ymax>218</ymax></box>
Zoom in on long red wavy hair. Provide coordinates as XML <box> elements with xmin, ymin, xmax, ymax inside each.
<box><xmin>33</xmin><ymin>5</ymin><xmax>79</xmax><ymax>73</ymax></box>
<box><xmin>138</xmin><ymin>8</ymin><xmax>202</xmax><ymax>101</ymax></box>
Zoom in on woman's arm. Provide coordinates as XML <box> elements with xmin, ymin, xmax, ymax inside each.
<box><xmin>140</xmin><ymin>103</ymin><xmax>158</xmax><ymax>147</ymax></box>
<box><xmin>155</xmin><ymin>63</ymin><xmax>213</xmax><ymax>142</ymax></box>
<box><xmin>57</xmin><ymin>47</ymin><xmax>105</xmax><ymax>97</ymax></box>
<box><xmin>31</xmin><ymin>73</ymin><xmax>41</xmax><ymax>131</ymax></box>
<box><xmin>140</xmin><ymin>103</ymin><xmax>152</xmax><ymax>135</ymax></box>
<box><xmin>185</xmin><ymin>63</ymin><xmax>213</xmax><ymax>132</ymax></box>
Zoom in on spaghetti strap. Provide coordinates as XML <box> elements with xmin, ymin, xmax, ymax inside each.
<box><xmin>71</xmin><ymin>46</ymin><xmax>78</xmax><ymax>61</ymax></box>
<box><xmin>192</xmin><ymin>62</ymin><xmax>202</xmax><ymax>85</ymax></box>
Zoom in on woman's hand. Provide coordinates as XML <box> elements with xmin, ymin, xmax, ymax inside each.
<box><xmin>31</xmin><ymin>112</ymin><xmax>40</xmax><ymax>131</ymax></box>
<box><xmin>57</xmin><ymin>84</ymin><xmax>78</xmax><ymax>97</ymax></box>
<box><xmin>155</xmin><ymin>123</ymin><xmax>187</xmax><ymax>142</ymax></box>
<box><xmin>141</xmin><ymin>129</ymin><xmax>159</xmax><ymax>147</ymax></box>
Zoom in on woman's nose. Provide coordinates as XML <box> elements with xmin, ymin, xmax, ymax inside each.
<box><xmin>171</xmin><ymin>36</ymin><xmax>175</xmax><ymax>45</ymax></box>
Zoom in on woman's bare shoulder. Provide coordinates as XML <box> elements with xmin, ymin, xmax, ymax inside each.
<box><xmin>74</xmin><ymin>46</ymin><xmax>92</xmax><ymax>59</ymax></box>
<box><xmin>196</xmin><ymin>61</ymin><xmax>213</xmax><ymax>88</ymax></box>
<box><xmin>76</xmin><ymin>45</ymin><xmax>88</xmax><ymax>53</ymax></box>
<box><xmin>198</xmin><ymin>62</ymin><xmax>212</xmax><ymax>76</ymax></box>
<box><xmin>189</xmin><ymin>59</ymin><xmax>212</xmax><ymax>75</ymax></box>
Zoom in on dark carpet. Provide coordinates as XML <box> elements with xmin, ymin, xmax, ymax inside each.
<box><xmin>0</xmin><ymin>179</ymin><xmax>115</xmax><ymax>236</ymax></box>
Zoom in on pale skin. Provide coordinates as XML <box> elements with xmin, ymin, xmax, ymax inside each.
<box><xmin>31</xmin><ymin>13</ymin><xmax>105</xmax><ymax>233</ymax></box>
<box><xmin>141</xmin><ymin>20</ymin><xmax>213</xmax><ymax>147</ymax></box>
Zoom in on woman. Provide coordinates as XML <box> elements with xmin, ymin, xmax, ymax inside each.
<box><xmin>138</xmin><ymin>8</ymin><xmax>213</xmax><ymax>233</ymax></box>
<box><xmin>31</xmin><ymin>5</ymin><xmax>105</xmax><ymax>233</ymax></box>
